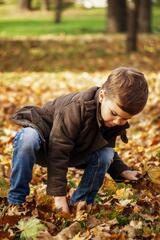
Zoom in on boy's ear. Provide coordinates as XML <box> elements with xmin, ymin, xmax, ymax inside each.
<box><xmin>99</xmin><ymin>89</ymin><xmax>106</xmax><ymax>103</ymax></box>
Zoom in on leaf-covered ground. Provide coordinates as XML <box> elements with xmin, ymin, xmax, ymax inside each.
<box><xmin>0</xmin><ymin>34</ymin><xmax>160</xmax><ymax>72</ymax></box>
<box><xmin>0</xmin><ymin>70</ymin><xmax>160</xmax><ymax>239</ymax></box>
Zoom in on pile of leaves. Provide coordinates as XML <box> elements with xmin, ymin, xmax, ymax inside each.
<box><xmin>0</xmin><ymin>71</ymin><xmax>160</xmax><ymax>239</ymax></box>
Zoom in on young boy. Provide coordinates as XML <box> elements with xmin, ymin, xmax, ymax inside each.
<box><xmin>8</xmin><ymin>67</ymin><xmax>148</xmax><ymax>213</ymax></box>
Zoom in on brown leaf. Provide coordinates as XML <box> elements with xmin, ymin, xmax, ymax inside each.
<box><xmin>75</xmin><ymin>201</ymin><xmax>89</xmax><ymax>221</ymax></box>
<box><xmin>52</xmin><ymin>222</ymin><xmax>82</xmax><ymax>240</ymax></box>
<box><xmin>0</xmin><ymin>215</ymin><xmax>21</xmax><ymax>226</ymax></box>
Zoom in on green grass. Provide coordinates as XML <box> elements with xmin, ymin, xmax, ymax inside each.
<box><xmin>0</xmin><ymin>17</ymin><xmax>106</xmax><ymax>36</ymax></box>
<box><xmin>0</xmin><ymin>5</ymin><xmax>106</xmax><ymax>37</ymax></box>
<box><xmin>0</xmin><ymin>4</ymin><xmax>159</xmax><ymax>37</ymax></box>
<box><xmin>152</xmin><ymin>5</ymin><xmax>160</xmax><ymax>32</ymax></box>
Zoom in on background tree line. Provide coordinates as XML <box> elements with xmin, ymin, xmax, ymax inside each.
<box><xmin>18</xmin><ymin>0</ymin><xmax>152</xmax><ymax>31</ymax></box>
<box><xmin>17</xmin><ymin>0</ymin><xmax>155</xmax><ymax>51</ymax></box>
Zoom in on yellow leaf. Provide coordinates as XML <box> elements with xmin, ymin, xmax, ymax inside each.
<box><xmin>119</xmin><ymin>199</ymin><xmax>133</xmax><ymax>206</ymax></box>
<box><xmin>102</xmin><ymin>175</ymin><xmax>117</xmax><ymax>193</ymax></box>
<box><xmin>147</xmin><ymin>167</ymin><xmax>160</xmax><ymax>184</ymax></box>
<box><xmin>114</xmin><ymin>188</ymin><xmax>133</xmax><ymax>200</ymax></box>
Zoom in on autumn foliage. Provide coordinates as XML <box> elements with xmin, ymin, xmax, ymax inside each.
<box><xmin>0</xmin><ymin>35</ymin><xmax>160</xmax><ymax>239</ymax></box>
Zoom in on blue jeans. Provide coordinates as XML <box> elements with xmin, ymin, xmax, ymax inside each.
<box><xmin>8</xmin><ymin>127</ymin><xmax>114</xmax><ymax>205</ymax></box>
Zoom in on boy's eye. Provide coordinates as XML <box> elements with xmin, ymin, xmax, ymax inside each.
<box><xmin>111</xmin><ymin>111</ymin><xmax>117</xmax><ymax>116</ymax></box>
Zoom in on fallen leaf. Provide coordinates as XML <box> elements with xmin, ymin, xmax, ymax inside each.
<box><xmin>52</xmin><ymin>222</ymin><xmax>82</xmax><ymax>240</ymax></box>
<box><xmin>147</xmin><ymin>167</ymin><xmax>160</xmax><ymax>184</ymax></box>
<box><xmin>17</xmin><ymin>217</ymin><xmax>46</xmax><ymax>240</ymax></box>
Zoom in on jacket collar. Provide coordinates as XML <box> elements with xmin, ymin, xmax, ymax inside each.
<box><xmin>94</xmin><ymin>87</ymin><xmax>102</xmax><ymax>127</ymax></box>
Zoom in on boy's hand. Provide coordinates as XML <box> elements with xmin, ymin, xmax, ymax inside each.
<box><xmin>120</xmin><ymin>170</ymin><xmax>140</xmax><ymax>180</ymax></box>
<box><xmin>54</xmin><ymin>196</ymin><xmax>70</xmax><ymax>213</ymax></box>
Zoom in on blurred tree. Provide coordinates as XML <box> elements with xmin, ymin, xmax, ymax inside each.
<box><xmin>107</xmin><ymin>0</ymin><xmax>127</xmax><ymax>32</ymax></box>
<box><xmin>138</xmin><ymin>0</ymin><xmax>152</xmax><ymax>32</ymax></box>
<box><xmin>107</xmin><ymin>0</ymin><xmax>152</xmax><ymax>51</ymax></box>
<box><xmin>55</xmin><ymin>0</ymin><xmax>63</xmax><ymax>23</ymax></box>
<box><xmin>107</xmin><ymin>0</ymin><xmax>152</xmax><ymax>33</ymax></box>
<box><xmin>54</xmin><ymin>0</ymin><xmax>73</xmax><ymax>23</ymax></box>
<box><xmin>126</xmin><ymin>0</ymin><xmax>140</xmax><ymax>52</ymax></box>
<box><xmin>19</xmin><ymin>0</ymin><xmax>32</xmax><ymax>10</ymax></box>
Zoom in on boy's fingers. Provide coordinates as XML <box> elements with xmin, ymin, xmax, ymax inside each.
<box><xmin>132</xmin><ymin>171</ymin><xmax>142</xmax><ymax>178</ymax></box>
<box><xmin>128</xmin><ymin>171</ymin><xmax>140</xmax><ymax>180</ymax></box>
<box><xmin>132</xmin><ymin>170</ymin><xmax>140</xmax><ymax>174</ymax></box>
<box><xmin>129</xmin><ymin>175</ymin><xmax>138</xmax><ymax>180</ymax></box>
<box><xmin>132</xmin><ymin>176</ymin><xmax>138</xmax><ymax>180</ymax></box>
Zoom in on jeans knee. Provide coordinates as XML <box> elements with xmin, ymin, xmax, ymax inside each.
<box><xmin>14</xmin><ymin>127</ymin><xmax>41</xmax><ymax>152</ymax></box>
<box><xmin>97</xmin><ymin>147</ymin><xmax>114</xmax><ymax>170</ymax></box>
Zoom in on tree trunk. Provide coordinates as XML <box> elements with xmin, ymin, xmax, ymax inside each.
<box><xmin>55</xmin><ymin>0</ymin><xmax>63</xmax><ymax>24</ymax></box>
<box><xmin>138</xmin><ymin>0</ymin><xmax>152</xmax><ymax>32</ymax></box>
<box><xmin>19</xmin><ymin>0</ymin><xmax>31</xmax><ymax>10</ymax></box>
<box><xmin>126</xmin><ymin>0</ymin><xmax>140</xmax><ymax>52</ymax></box>
<box><xmin>107</xmin><ymin>0</ymin><xmax>127</xmax><ymax>32</ymax></box>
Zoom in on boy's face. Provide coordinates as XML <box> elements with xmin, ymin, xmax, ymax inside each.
<box><xmin>99</xmin><ymin>90</ymin><xmax>133</xmax><ymax>127</ymax></box>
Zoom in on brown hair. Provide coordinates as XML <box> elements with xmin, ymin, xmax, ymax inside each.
<box><xmin>102</xmin><ymin>67</ymin><xmax>149</xmax><ymax>115</ymax></box>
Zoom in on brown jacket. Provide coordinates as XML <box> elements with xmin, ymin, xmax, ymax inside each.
<box><xmin>11</xmin><ymin>86</ymin><xmax>130</xmax><ymax>196</ymax></box>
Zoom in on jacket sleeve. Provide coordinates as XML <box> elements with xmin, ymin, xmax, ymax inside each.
<box><xmin>107</xmin><ymin>151</ymin><xmax>130</xmax><ymax>180</ymax></box>
<box><xmin>46</xmin><ymin>102</ymin><xmax>83</xmax><ymax>196</ymax></box>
